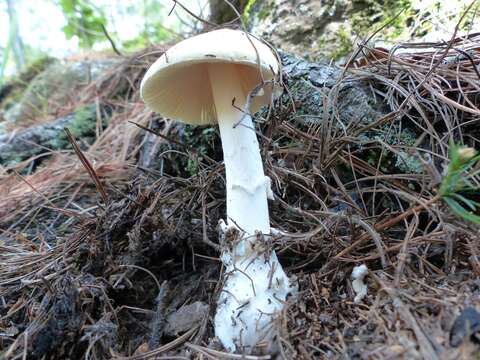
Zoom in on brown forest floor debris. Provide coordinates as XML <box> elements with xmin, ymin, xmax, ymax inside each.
<box><xmin>1</xmin><ymin>23</ymin><xmax>480</xmax><ymax>360</ymax></box>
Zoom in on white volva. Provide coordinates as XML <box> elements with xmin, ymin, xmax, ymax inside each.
<box><xmin>209</xmin><ymin>63</ymin><xmax>294</xmax><ymax>351</ymax></box>
<box><xmin>140</xmin><ymin>29</ymin><xmax>296</xmax><ymax>353</ymax></box>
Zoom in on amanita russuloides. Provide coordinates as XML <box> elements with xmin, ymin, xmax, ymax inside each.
<box><xmin>140</xmin><ymin>28</ymin><xmax>296</xmax><ymax>353</ymax></box>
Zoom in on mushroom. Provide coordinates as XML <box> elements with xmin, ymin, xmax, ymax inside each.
<box><xmin>140</xmin><ymin>28</ymin><xmax>296</xmax><ymax>353</ymax></box>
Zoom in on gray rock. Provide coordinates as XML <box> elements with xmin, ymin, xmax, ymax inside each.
<box><xmin>246</xmin><ymin>0</ymin><xmax>350</xmax><ymax>62</ymax></box>
<box><xmin>2</xmin><ymin>59</ymin><xmax>116</xmax><ymax>127</ymax></box>
<box><xmin>261</xmin><ymin>53</ymin><xmax>421</xmax><ymax>174</ymax></box>
<box><xmin>273</xmin><ymin>52</ymin><xmax>385</xmax><ymax>127</ymax></box>
<box><xmin>164</xmin><ymin>301</ymin><xmax>208</xmax><ymax>336</ymax></box>
<box><xmin>0</xmin><ymin>104</ymin><xmax>102</xmax><ymax>167</ymax></box>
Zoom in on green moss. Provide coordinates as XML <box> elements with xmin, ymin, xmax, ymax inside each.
<box><xmin>329</xmin><ymin>25</ymin><xmax>354</xmax><ymax>61</ymax></box>
<box><xmin>359</xmin><ymin>125</ymin><xmax>424</xmax><ymax>174</ymax></box>
<box><xmin>4</xmin><ymin>60</ymin><xmax>103</xmax><ymax>126</ymax></box>
<box><xmin>243</xmin><ymin>0</ymin><xmax>272</xmax><ymax>25</ymax></box>
<box><xmin>50</xmin><ymin>104</ymin><xmax>98</xmax><ymax>149</ymax></box>
<box><xmin>5</xmin><ymin>155</ymin><xmax>24</xmax><ymax>167</ymax></box>
<box><xmin>395</xmin><ymin>151</ymin><xmax>423</xmax><ymax>173</ymax></box>
<box><xmin>308</xmin><ymin>0</ymin><xmax>414</xmax><ymax>62</ymax></box>
<box><xmin>71</xmin><ymin>105</ymin><xmax>98</xmax><ymax>136</ymax></box>
<box><xmin>350</xmin><ymin>0</ymin><xmax>415</xmax><ymax>41</ymax></box>
<box><xmin>348</xmin><ymin>0</ymin><xmax>473</xmax><ymax>44</ymax></box>
<box><xmin>288</xmin><ymin>79</ymin><xmax>324</xmax><ymax>120</ymax></box>
<box><xmin>243</xmin><ymin>0</ymin><xmax>257</xmax><ymax>16</ymax></box>
<box><xmin>0</xmin><ymin>55</ymin><xmax>57</xmax><ymax>112</ymax></box>
<box><xmin>22</xmin><ymin>56</ymin><xmax>57</xmax><ymax>79</ymax></box>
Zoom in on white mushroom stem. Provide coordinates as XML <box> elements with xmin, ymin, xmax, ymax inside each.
<box><xmin>208</xmin><ymin>63</ymin><xmax>270</xmax><ymax>237</ymax></box>
<box><xmin>208</xmin><ymin>63</ymin><xmax>295</xmax><ymax>352</ymax></box>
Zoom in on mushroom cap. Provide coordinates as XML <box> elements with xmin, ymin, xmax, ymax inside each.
<box><xmin>140</xmin><ymin>29</ymin><xmax>280</xmax><ymax>125</ymax></box>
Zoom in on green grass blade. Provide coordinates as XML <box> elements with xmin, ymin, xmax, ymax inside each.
<box><xmin>444</xmin><ymin>197</ymin><xmax>480</xmax><ymax>225</ymax></box>
<box><xmin>449</xmin><ymin>193</ymin><xmax>479</xmax><ymax>211</ymax></box>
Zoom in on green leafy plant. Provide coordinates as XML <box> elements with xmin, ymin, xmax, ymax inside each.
<box><xmin>439</xmin><ymin>143</ymin><xmax>480</xmax><ymax>224</ymax></box>
<box><xmin>59</xmin><ymin>0</ymin><xmax>107</xmax><ymax>48</ymax></box>
<box><xmin>128</xmin><ymin>0</ymin><xmax>173</xmax><ymax>49</ymax></box>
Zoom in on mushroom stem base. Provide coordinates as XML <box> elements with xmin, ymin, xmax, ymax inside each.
<box><xmin>214</xmin><ymin>232</ymin><xmax>296</xmax><ymax>353</ymax></box>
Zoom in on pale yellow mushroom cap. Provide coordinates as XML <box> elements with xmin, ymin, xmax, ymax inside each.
<box><xmin>140</xmin><ymin>29</ymin><xmax>280</xmax><ymax>125</ymax></box>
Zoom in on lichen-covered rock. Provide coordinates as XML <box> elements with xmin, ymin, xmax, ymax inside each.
<box><xmin>0</xmin><ymin>104</ymin><xmax>105</xmax><ymax>167</ymax></box>
<box><xmin>245</xmin><ymin>0</ymin><xmax>350</xmax><ymax>62</ymax></box>
<box><xmin>0</xmin><ymin>56</ymin><xmax>57</xmax><ymax>121</ymax></box>
<box><xmin>1</xmin><ymin>59</ymin><xmax>116</xmax><ymax>129</ymax></box>
<box><xmin>275</xmin><ymin>52</ymin><xmax>385</xmax><ymax>126</ymax></box>
<box><xmin>245</xmin><ymin>0</ymin><xmax>472</xmax><ymax>62</ymax></box>
<box><xmin>260</xmin><ymin>53</ymin><xmax>422</xmax><ymax>174</ymax></box>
